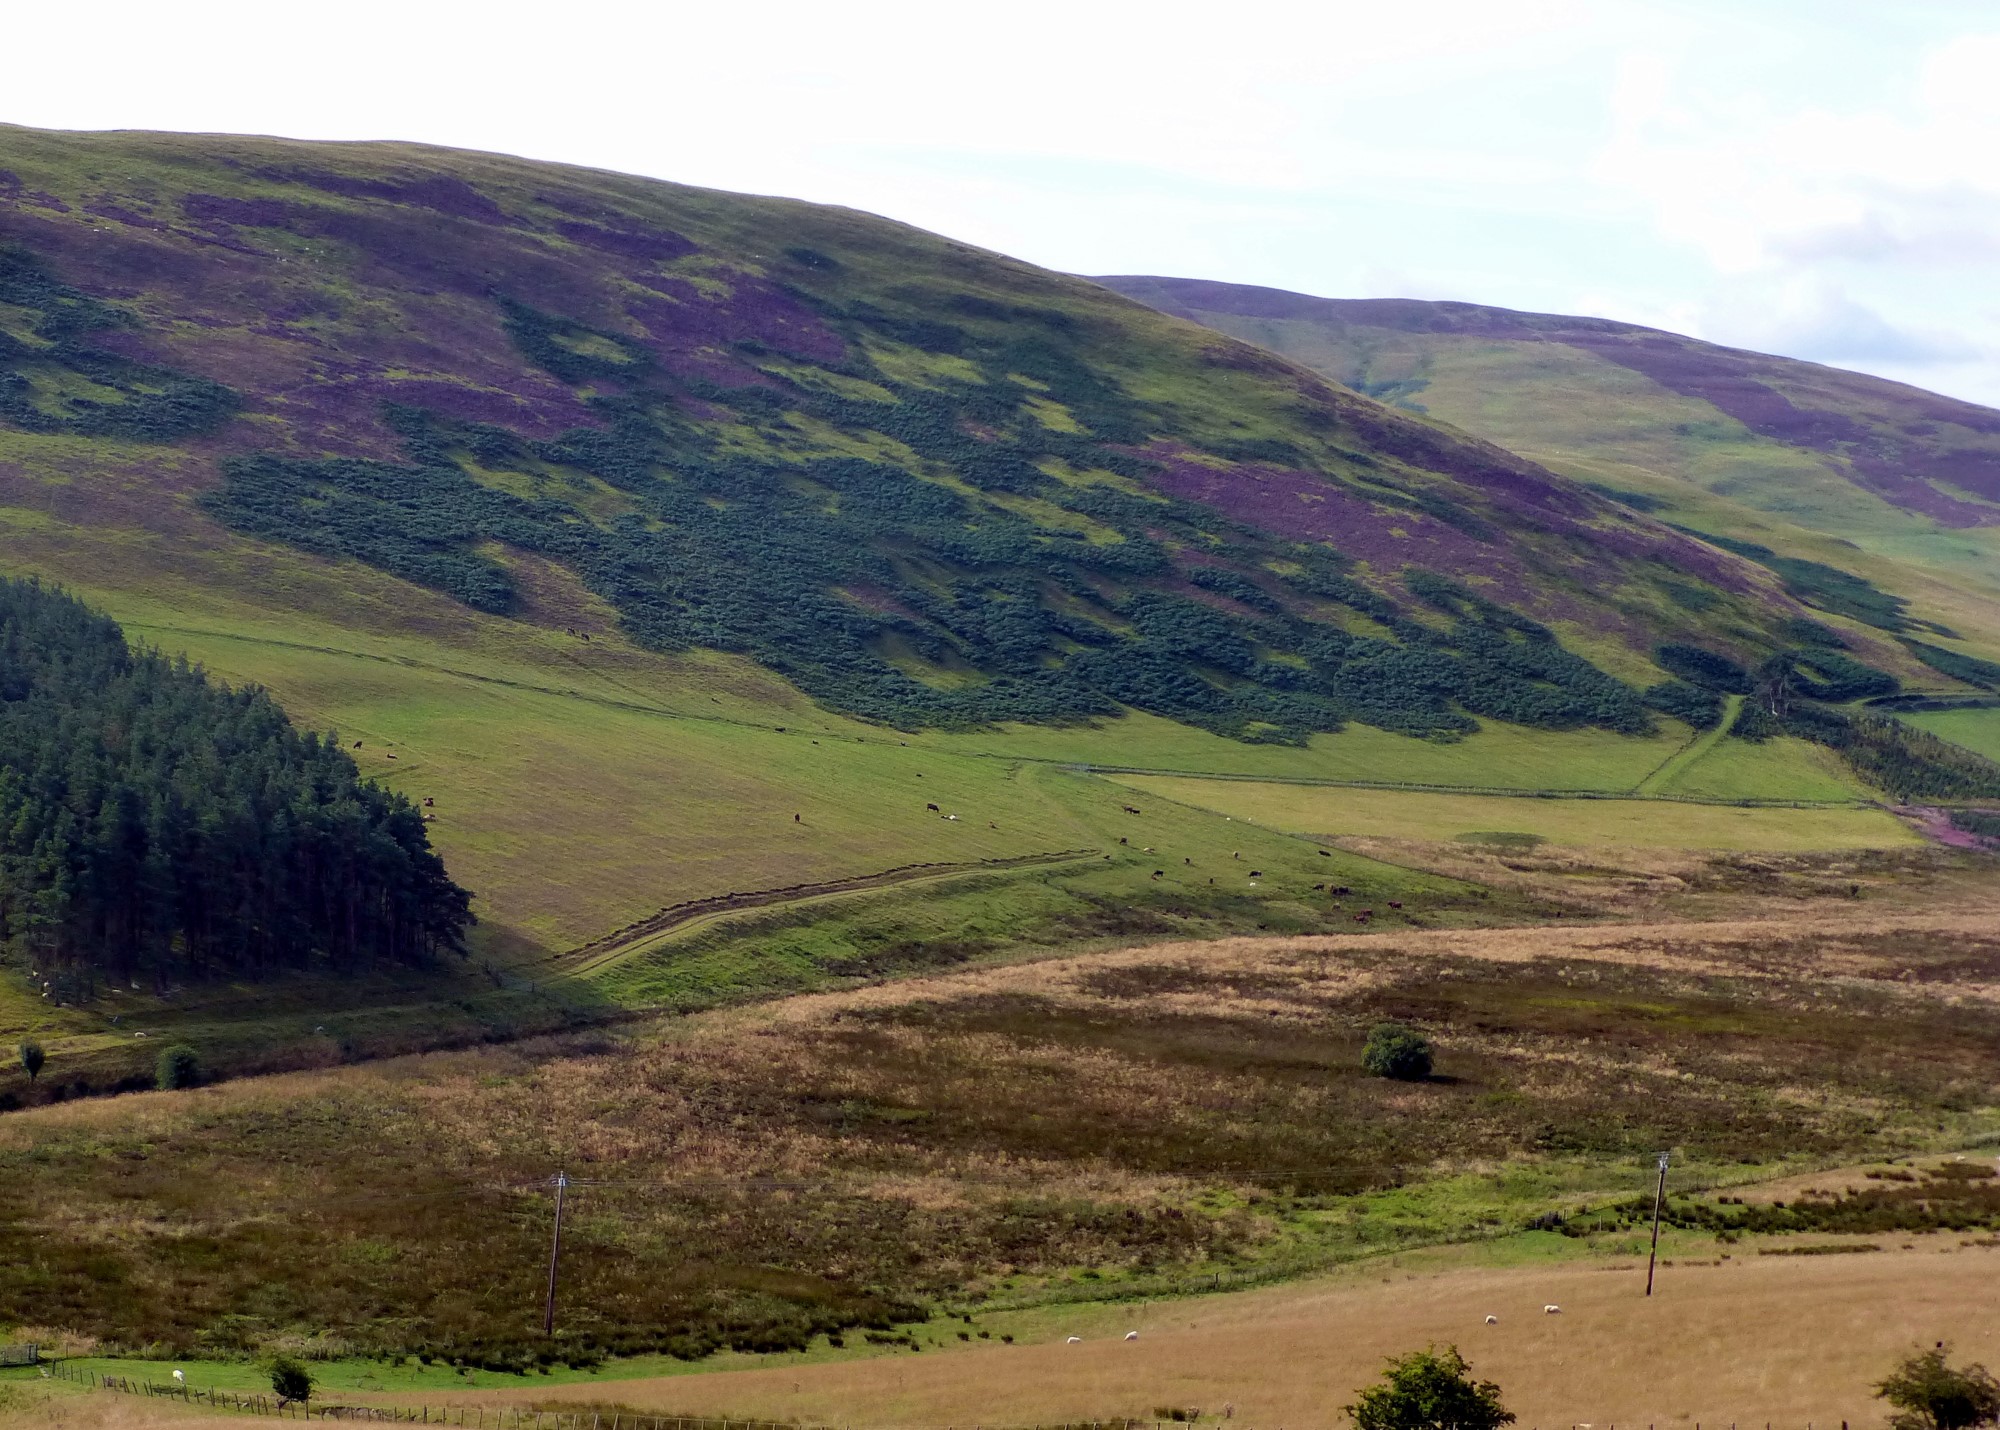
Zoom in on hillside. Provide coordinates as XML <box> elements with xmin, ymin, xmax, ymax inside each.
<box><xmin>1099</xmin><ymin>276</ymin><xmax>2000</xmax><ymax>687</ymax></box>
<box><xmin>0</xmin><ymin>127</ymin><xmax>1976</xmax><ymax>1058</ymax></box>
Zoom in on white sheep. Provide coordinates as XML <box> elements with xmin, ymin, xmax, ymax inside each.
<box><xmin>172</xmin><ymin>1371</ymin><xmax>185</xmax><ymax>1385</ymax></box>
<box><xmin>1066</xmin><ymin>1336</ymin><xmax>1082</xmax><ymax>1344</ymax></box>
<box><xmin>1485</xmin><ymin>1315</ymin><xmax>1497</xmax><ymax>1325</ymax></box>
<box><xmin>1125</xmin><ymin>1331</ymin><xmax>1139</xmax><ymax>1341</ymax></box>
<box><xmin>1543</xmin><ymin>1304</ymin><xmax>1561</xmax><ymax>1315</ymax></box>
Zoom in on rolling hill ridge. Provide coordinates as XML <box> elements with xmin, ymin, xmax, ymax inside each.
<box><xmin>0</xmin><ymin>127</ymin><xmax>1985</xmax><ymax>1056</ymax></box>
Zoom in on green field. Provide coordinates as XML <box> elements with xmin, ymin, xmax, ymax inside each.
<box><xmin>1907</xmin><ymin>706</ymin><xmax>2000</xmax><ymax>765</ymax></box>
<box><xmin>1112</xmin><ymin>776</ymin><xmax>1917</xmax><ymax>851</ymax></box>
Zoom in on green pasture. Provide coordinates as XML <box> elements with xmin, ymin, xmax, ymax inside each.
<box><xmin>1111</xmin><ymin>776</ymin><xmax>1917</xmax><ymax>851</ymax></box>
<box><xmin>1907</xmin><ymin>705</ymin><xmax>2000</xmax><ymax>765</ymax></box>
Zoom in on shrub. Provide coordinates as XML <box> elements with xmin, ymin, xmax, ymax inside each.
<box><xmin>156</xmin><ymin>1045</ymin><xmax>203</xmax><ymax>1091</ymax></box>
<box><xmin>268</xmin><ymin>1356</ymin><xmax>314</xmax><ymax>1406</ymax></box>
<box><xmin>1345</xmin><ymin>1345</ymin><xmax>1514</xmax><ymax>1430</ymax></box>
<box><xmin>1876</xmin><ymin>1345</ymin><xmax>2000</xmax><ymax>1430</ymax></box>
<box><xmin>17</xmin><ymin>1041</ymin><xmax>43</xmax><ymax>1082</ymax></box>
<box><xmin>1363</xmin><ymin>1024</ymin><xmax>1433</xmax><ymax>1082</ymax></box>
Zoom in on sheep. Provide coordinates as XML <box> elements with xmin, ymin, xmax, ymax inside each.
<box><xmin>946</xmin><ymin>814</ymin><xmax>960</xmax><ymax>821</ymax></box>
<box><xmin>1066</xmin><ymin>1336</ymin><xmax>1082</xmax><ymax>1345</ymax></box>
<box><xmin>1124</xmin><ymin>1331</ymin><xmax>1139</xmax><ymax>1341</ymax></box>
<box><xmin>1485</xmin><ymin>1315</ymin><xmax>1498</xmax><ymax>1325</ymax></box>
<box><xmin>1543</xmin><ymin>1304</ymin><xmax>1561</xmax><ymax>1315</ymax></box>
<box><xmin>172</xmin><ymin>1371</ymin><xmax>185</xmax><ymax>1385</ymax></box>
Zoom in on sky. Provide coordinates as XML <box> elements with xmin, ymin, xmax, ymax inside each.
<box><xmin>10</xmin><ymin>0</ymin><xmax>2000</xmax><ymax>405</ymax></box>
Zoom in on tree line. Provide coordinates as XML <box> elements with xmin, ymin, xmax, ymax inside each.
<box><xmin>0</xmin><ymin>579</ymin><xmax>472</xmax><ymax>990</ymax></box>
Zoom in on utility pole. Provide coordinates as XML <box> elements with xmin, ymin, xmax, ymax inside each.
<box><xmin>543</xmin><ymin>1170</ymin><xmax>570</xmax><ymax>1335</ymax></box>
<box><xmin>1645</xmin><ymin>1151</ymin><xmax>1670</xmax><ymax>1297</ymax></box>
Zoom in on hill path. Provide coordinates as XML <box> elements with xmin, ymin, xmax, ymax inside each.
<box><xmin>1633</xmin><ymin>692</ymin><xmax>1746</xmax><ymax>795</ymax></box>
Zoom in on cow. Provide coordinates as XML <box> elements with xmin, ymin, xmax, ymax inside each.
<box><xmin>1184</xmin><ymin>857</ymin><xmax>1192</xmax><ymax>865</ymax></box>
<box><xmin>926</xmin><ymin>803</ymin><xmax>941</xmax><ymax>812</ymax></box>
<box><xmin>1152</xmin><ymin>871</ymin><xmax>1164</xmax><ymax>880</ymax></box>
<box><xmin>793</xmin><ymin>813</ymin><xmax>801</xmax><ymax>823</ymax></box>
<box><xmin>1120</xmin><ymin>836</ymin><xmax>1129</xmax><ymax>845</ymax></box>
<box><xmin>1332</xmin><ymin>886</ymin><xmax>1352</xmax><ymax>895</ymax></box>
<box><xmin>1121</xmin><ymin>805</ymin><xmax>1142</xmax><ymax>815</ymax></box>
<box><xmin>1248</xmin><ymin>870</ymin><xmax>1262</xmax><ymax>879</ymax></box>
<box><xmin>352</xmin><ymin>740</ymin><xmax>363</xmax><ymax>749</ymax></box>
<box><xmin>1388</xmin><ymin>901</ymin><xmax>1403</xmax><ymax>909</ymax></box>
<box><xmin>1354</xmin><ymin>913</ymin><xmax>1370</xmax><ymax>923</ymax></box>
<box><xmin>1318</xmin><ymin>849</ymin><xmax>1331</xmax><ymax>857</ymax></box>
<box><xmin>1312</xmin><ymin>883</ymin><xmax>1325</xmax><ymax>891</ymax></box>
<box><xmin>423</xmin><ymin>797</ymin><xmax>435</xmax><ymax>807</ymax></box>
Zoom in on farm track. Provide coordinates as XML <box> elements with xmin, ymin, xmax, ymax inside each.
<box><xmin>1633</xmin><ymin>693</ymin><xmax>1745</xmax><ymax>796</ymax></box>
<box><xmin>557</xmin><ymin>848</ymin><xmax>1104</xmax><ymax>976</ymax></box>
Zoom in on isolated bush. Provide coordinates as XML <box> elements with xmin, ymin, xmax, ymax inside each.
<box><xmin>17</xmin><ymin>1040</ymin><xmax>44</xmax><ymax>1082</ymax></box>
<box><xmin>1345</xmin><ymin>1345</ymin><xmax>1514</xmax><ymax>1430</ymax></box>
<box><xmin>268</xmin><ymin>1356</ymin><xmax>313</xmax><ymax>1406</ymax></box>
<box><xmin>1363</xmin><ymin>1024</ymin><xmax>1433</xmax><ymax>1082</ymax></box>
<box><xmin>1876</xmin><ymin>1345</ymin><xmax>2000</xmax><ymax>1430</ymax></box>
<box><xmin>155</xmin><ymin>1045</ymin><xmax>202</xmax><ymax>1091</ymax></box>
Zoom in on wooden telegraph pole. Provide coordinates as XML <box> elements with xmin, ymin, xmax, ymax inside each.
<box><xmin>543</xmin><ymin>1170</ymin><xmax>570</xmax><ymax>1335</ymax></box>
<box><xmin>1645</xmin><ymin>1151</ymin><xmax>1670</xmax><ymax>1296</ymax></box>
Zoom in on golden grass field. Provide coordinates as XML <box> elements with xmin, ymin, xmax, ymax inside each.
<box><xmin>7</xmin><ymin>1242</ymin><xmax>1994</xmax><ymax>1430</ymax></box>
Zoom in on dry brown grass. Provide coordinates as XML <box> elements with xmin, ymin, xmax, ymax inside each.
<box><xmin>4</xmin><ymin>889</ymin><xmax>1997</xmax><ymax>1363</ymax></box>
<box><xmin>487</xmin><ymin>1243</ymin><xmax>2000</xmax><ymax>1428</ymax></box>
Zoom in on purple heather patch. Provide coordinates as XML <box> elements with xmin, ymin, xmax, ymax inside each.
<box><xmin>278</xmin><ymin>169</ymin><xmax>511</xmax><ymax>224</ymax></box>
<box><xmin>181</xmin><ymin>193</ymin><xmax>297</xmax><ymax>229</ymax></box>
<box><xmin>628</xmin><ymin>272</ymin><xmax>846</xmax><ymax>365</ymax></box>
<box><xmin>82</xmin><ymin>202</ymin><xmax>170</xmax><ymax>233</ymax></box>
<box><xmin>556</xmin><ymin>221</ymin><xmax>697</xmax><ymax>264</ymax></box>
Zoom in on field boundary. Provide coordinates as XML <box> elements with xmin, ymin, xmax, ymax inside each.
<box><xmin>557</xmin><ymin>849</ymin><xmax>1103</xmax><ymax>975</ymax></box>
<box><xmin>1088</xmin><ymin>763</ymin><xmax>1871</xmax><ymax>809</ymax></box>
<box><xmin>1633</xmin><ymin>694</ymin><xmax>1744</xmax><ymax>796</ymax></box>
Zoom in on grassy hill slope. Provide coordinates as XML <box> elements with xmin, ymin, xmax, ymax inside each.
<box><xmin>1099</xmin><ymin>276</ymin><xmax>2000</xmax><ymax>680</ymax></box>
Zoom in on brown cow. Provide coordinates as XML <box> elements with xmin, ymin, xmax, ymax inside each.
<box><xmin>1354</xmin><ymin>913</ymin><xmax>1370</xmax><ymax>923</ymax></box>
<box><xmin>1388</xmin><ymin>901</ymin><xmax>1403</xmax><ymax>909</ymax></box>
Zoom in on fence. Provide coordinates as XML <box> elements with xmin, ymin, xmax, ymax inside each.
<box><xmin>45</xmin><ymin>1365</ymin><xmax>1148</xmax><ymax>1430</ymax></box>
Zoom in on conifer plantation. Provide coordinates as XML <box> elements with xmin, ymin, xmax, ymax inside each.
<box><xmin>0</xmin><ymin>579</ymin><xmax>472</xmax><ymax>991</ymax></box>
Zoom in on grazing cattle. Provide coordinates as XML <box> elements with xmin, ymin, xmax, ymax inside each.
<box><xmin>1354</xmin><ymin>913</ymin><xmax>1370</xmax><ymax>923</ymax></box>
<box><xmin>564</xmin><ymin>627</ymin><xmax>575</xmax><ymax>636</ymax></box>
<box><xmin>1233</xmin><ymin>851</ymin><xmax>1241</xmax><ymax>860</ymax></box>
<box><xmin>926</xmin><ymin>803</ymin><xmax>940</xmax><ymax>812</ymax></box>
<box><xmin>1152</xmin><ymin>870</ymin><xmax>1164</xmax><ymax>880</ymax></box>
<box><xmin>1312</xmin><ymin>883</ymin><xmax>1325</xmax><ymax>891</ymax></box>
<box><xmin>1360</xmin><ymin>908</ymin><xmax>1374</xmax><ymax>917</ymax></box>
<box><xmin>1333</xmin><ymin>886</ymin><xmax>1352</xmax><ymax>895</ymax></box>
<box><xmin>352</xmin><ymin>740</ymin><xmax>363</xmax><ymax>749</ymax></box>
<box><xmin>793</xmin><ymin>813</ymin><xmax>801</xmax><ymax>823</ymax></box>
<box><xmin>1543</xmin><ymin>1304</ymin><xmax>1561</xmax><ymax>1315</ymax></box>
<box><xmin>1388</xmin><ymin>901</ymin><xmax>1403</xmax><ymax>909</ymax></box>
<box><xmin>1121</xmin><ymin>805</ymin><xmax>1142</xmax><ymax>815</ymax></box>
<box><xmin>423</xmin><ymin>797</ymin><xmax>435</xmax><ymax>807</ymax></box>
<box><xmin>1485</xmin><ymin>1315</ymin><xmax>1498</xmax><ymax>1325</ymax></box>
<box><xmin>1248</xmin><ymin>870</ymin><xmax>1262</xmax><ymax>878</ymax></box>
<box><xmin>1318</xmin><ymin>849</ymin><xmax>1331</xmax><ymax>857</ymax></box>
<box><xmin>1120</xmin><ymin>836</ymin><xmax>1129</xmax><ymax>845</ymax></box>
<box><xmin>580</xmin><ymin>633</ymin><xmax>590</xmax><ymax>642</ymax></box>
<box><xmin>1184</xmin><ymin>857</ymin><xmax>1192</xmax><ymax>865</ymax></box>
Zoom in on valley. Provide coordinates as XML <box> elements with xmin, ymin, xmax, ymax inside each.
<box><xmin>2</xmin><ymin>122</ymin><xmax>2000</xmax><ymax>1426</ymax></box>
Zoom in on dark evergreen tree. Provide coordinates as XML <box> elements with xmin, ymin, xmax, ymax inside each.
<box><xmin>0</xmin><ymin>578</ymin><xmax>472</xmax><ymax>987</ymax></box>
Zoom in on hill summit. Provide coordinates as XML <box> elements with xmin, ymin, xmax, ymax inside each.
<box><xmin>0</xmin><ymin>126</ymin><xmax>1817</xmax><ymax>748</ymax></box>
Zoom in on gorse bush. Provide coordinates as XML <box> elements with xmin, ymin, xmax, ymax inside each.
<box><xmin>155</xmin><ymin>1045</ymin><xmax>202</xmax><ymax>1091</ymax></box>
<box><xmin>1876</xmin><ymin>1345</ymin><xmax>2000</xmax><ymax>1430</ymax></box>
<box><xmin>16</xmin><ymin>1040</ymin><xmax>43</xmax><ymax>1082</ymax></box>
<box><xmin>0</xmin><ymin>579</ymin><xmax>473</xmax><ymax>987</ymax></box>
<box><xmin>1363</xmin><ymin>1024</ymin><xmax>1433</xmax><ymax>1081</ymax></box>
<box><xmin>268</xmin><ymin>1356</ymin><xmax>314</xmax><ymax>1406</ymax></box>
<box><xmin>1345</xmin><ymin>1346</ymin><xmax>1514</xmax><ymax>1430</ymax></box>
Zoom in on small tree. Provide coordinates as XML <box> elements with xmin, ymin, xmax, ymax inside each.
<box><xmin>1877</xmin><ymin>1345</ymin><xmax>2000</xmax><ymax>1430</ymax></box>
<box><xmin>18</xmin><ymin>1040</ymin><xmax>44</xmax><ymax>1082</ymax></box>
<box><xmin>268</xmin><ymin>1356</ymin><xmax>313</xmax><ymax>1407</ymax></box>
<box><xmin>1346</xmin><ymin>1346</ymin><xmax>1513</xmax><ymax>1430</ymax></box>
<box><xmin>1363</xmin><ymin>1023</ymin><xmax>1433</xmax><ymax>1082</ymax></box>
<box><xmin>156</xmin><ymin>1044</ymin><xmax>202</xmax><ymax>1091</ymax></box>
